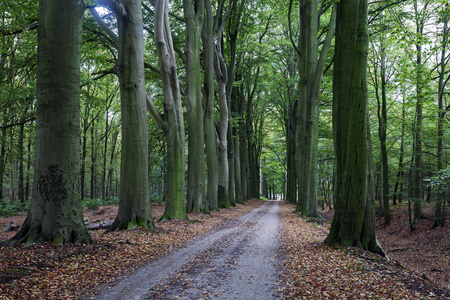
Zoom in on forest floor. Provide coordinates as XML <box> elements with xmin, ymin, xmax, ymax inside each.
<box><xmin>319</xmin><ymin>202</ymin><xmax>450</xmax><ymax>294</ymax></box>
<box><xmin>0</xmin><ymin>199</ymin><xmax>448</xmax><ymax>299</ymax></box>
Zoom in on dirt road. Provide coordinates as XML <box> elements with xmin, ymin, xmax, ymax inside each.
<box><xmin>92</xmin><ymin>200</ymin><xmax>281</xmax><ymax>300</ymax></box>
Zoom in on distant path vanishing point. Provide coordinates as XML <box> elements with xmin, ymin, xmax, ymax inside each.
<box><xmin>91</xmin><ymin>200</ymin><xmax>281</xmax><ymax>300</ymax></box>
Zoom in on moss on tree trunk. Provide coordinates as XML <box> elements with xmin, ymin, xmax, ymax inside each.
<box><xmin>5</xmin><ymin>0</ymin><xmax>91</xmax><ymax>245</ymax></box>
<box><xmin>325</xmin><ymin>0</ymin><xmax>384</xmax><ymax>256</ymax></box>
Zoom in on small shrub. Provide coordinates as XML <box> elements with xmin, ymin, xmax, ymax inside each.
<box><xmin>0</xmin><ymin>200</ymin><xmax>30</xmax><ymax>217</ymax></box>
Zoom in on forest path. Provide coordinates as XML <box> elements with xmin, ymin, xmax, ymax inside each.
<box><xmin>93</xmin><ymin>200</ymin><xmax>281</xmax><ymax>300</ymax></box>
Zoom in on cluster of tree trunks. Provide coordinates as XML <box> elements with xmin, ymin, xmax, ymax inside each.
<box><xmin>3</xmin><ymin>0</ymin><xmax>447</xmax><ymax>259</ymax></box>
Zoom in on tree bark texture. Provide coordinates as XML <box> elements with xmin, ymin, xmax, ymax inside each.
<box><xmin>6</xmin><ymin>0</ymin><xmax>91</xmax><ymax>244</ymax></box>
<box><xmin>203</xmin><ymin>0</ymin><xmax>218</xmax><ymax>212</ymax></box>
<box><xmin>325</xmin><ymin>0</ymin><xmax>383</xmax><ymax>255</ymax></box>
<box><xmin>184</xmin><ymin>0</ymin><xmax>207</xmax><ymax>213</ymax></box>
<box><xmin>154</xmin><ymin>0</ymin><xmax>187</xmax><ymax>221</ymax></box>
<box><xmin>295</xmin><ymin>1</ymin><xmax>335</xmax><ymax>218</ymax></box>
<box><xmin>214</xmin><ymin>37</ymin><xmax>230</xmax><ymax>209</ymax></box>
<box><xmin>412</xmin><ymin>0</ymin><xmax>426</xmax><ymax>224</ymax></box>
<box><xmin>433</xmin><ymin>8</ymin><xmax>448</xmax><ymax>228</ymax></box>
<box><xmin>107</xmin><ymin>0</ymin><xmax>154</xmax><ymax>231</ymax></box>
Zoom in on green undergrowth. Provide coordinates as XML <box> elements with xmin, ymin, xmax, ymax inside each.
<box><xmin>82</xmin><ymin>197</ymin><xmax>119</xmax><ymax>210</ymax></box>
<box><xmin>0</xmin><ymin>200</ymin><xmax>30</xmax><ymax>217</ymax></box>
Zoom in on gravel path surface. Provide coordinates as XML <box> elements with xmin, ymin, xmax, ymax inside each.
<box><xmin>93</xmin><ymin>200</ymin><xmax>281</xmax><ymax>300</ymax></box>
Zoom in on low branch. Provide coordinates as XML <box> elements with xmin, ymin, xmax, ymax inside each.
<box><xmin>89</xmin><ymin>6</ymin><xmax>119</xmax><ymax>46</ymax></box>
<box><xmin>0</xmin><ymin>117</ymin><xmax>35</xmax><ymax>129</ymax></box>
<box><xmin>144</xmin><ymin>62</ymin><xmax>160</xmax><ymax>74</ymax></box>
<box><xmin>146</xmin><ymin>94</ymin><xmax>167</xmax><ymax>132</ymax></box>
<box><xmin>0</xmin><ymin>22</ymin><xmax>37</xmax><ymax>37</ymax></box>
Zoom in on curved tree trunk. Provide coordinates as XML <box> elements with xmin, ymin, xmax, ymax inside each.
<box><xmin>214</xmin><ymin>39</ymin><xmax>229</xmax><ymax>209</ymax></box>
<box><xmin>154</xmin><ymin>0</ymin><xmax>187</xmax><ymax>221</ymax></box>
<box><xmin>107</xmin><ymin>0</ymin><xmax>154</xmax><ymax>231</ymax></box>
<box><xmin>295</xmin><ymin>1</ymin><xmax>335</xmax><ymax>218</ymax></box>
<box><xmin>6</xmin><ymin>0</ymin><xmax>91</xmax><ymax>245</ymax></box>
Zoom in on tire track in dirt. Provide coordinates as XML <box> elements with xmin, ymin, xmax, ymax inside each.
<box><xmin>92</xmin><ymin>200</ymin><xmax>280</xmax><ymax>300</ymax></box>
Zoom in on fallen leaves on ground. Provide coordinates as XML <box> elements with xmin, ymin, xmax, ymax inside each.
<box><xmin>278</xmin><ymin>201</ymin><xmax>450</xmax><ymax>299</ymax></box>
<box><xmin>1</xmin><ymin>200</ymin><xmax>449</xmax><ymax>299</ymax></box>
<box><xmin>374</xmin><ymin>203</ymin><xmax>450</xmax><ymax>292</ymax></box>
<box><xmin>0</xmin><ymin>199</ymin><xmax>263</xmax><ymax>299</ymax></box>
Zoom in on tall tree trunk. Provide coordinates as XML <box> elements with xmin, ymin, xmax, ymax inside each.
<box><xmin>433</xmin><ymin>6</ymin><xmax>448</xmax><ymax>229</ymax></box>
<box><xmin>214</xmin><ymin>36</ymin><xmax>230</xmax><ymax>209</ymax></box>
<box><xmin>412</xmin><ymin>0</ymin><xmax>427</xmax><ymax>224</ymax></box>
<box><xmin>377</xmin><ymin>35</ymin><xmax>390</xmax><ymax>226</ymax></box>
<box><xmin>80</xmin><ymin>105</ymin><xmax>89</xmax><ymax>202</ymax></box>
<box><xmin>226</xmin><ymin>0</ymin><xmax>241</xmax><ymax>205</ymax></box>
<box><xmin>295</xmin><ymin>1</ymin><xmax>335</xmax><ymax>217</ymax></box>
<box><xmin>244</xmin><ymin>68</ymin><xmax>260</xmax><ymax>199</ymax></box>
<box><xmin>25</xmin><ymin>134</ymin><xmax>31</xmax><ymax>201</ymax></box>
<box><xmin>18</xmin><ymin>109</ymin><xmax>27</xmax><ymax>204</ymax></box>
<box><xmin>107</xmin><ymin>130</ymin><xmax>119</xmax><ymax>198</ymax></box>
<box><xmin>233</xmin><ymin>126</ymin><xmax>242</xmax><ymax>203</ymax></box>
<box><xmin>184</xmin><ymin>0</ymin><xmax>206</xmax><ymax>213</ymax></box>
<box><xmin>5</xmin><ymin>0</ymin><xmax>91</xmax><ymax>245</ymax></box>
<box><xmin>107</xmin><ymin>0</ymin><xmax>154</xmax><ymax>231</ymax></box>
<box><xmin>90</xmin><ymin>120</ymin><xmax>96</xmax><ymax>200</ymax></box>
<box><xmin>325</xmin><ymin>0</ymin><xmax>383</xmax><ymax>255</ymax></box>
<box><xmin>102</xmin><ymin>111</ymin><xmax>108</xmax><ymax>202</ymax></box>
<box><xmin>0</xmin><ymin>127</ymin><xmax>5</xmax><ymax>202</ymax></box>
<box><xmin>393</xmin><ymin>89</ymin><xmax>406</xmax><ymax>205</ymax></box>
<box><xmin>8</xmin><ymin>152</ymin><xmax>14</xmax><ymax>204</ymax></box>
<box><xmin>153</xmin><ymin>0</ymin><xmax>187</xmax><ymax>221</ymax></box>
<box><xmin>203</xmin><ymin>0</ymin><xmax>218</xmax><ymax>212</ymax></box>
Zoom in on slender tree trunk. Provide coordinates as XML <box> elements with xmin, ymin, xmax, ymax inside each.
<box><xmin>412</xmin><ymin>0</ymin><xmax>426</xmax><ymax>224</ymax></box>
<box><xmin>107</xmin><ymin>130</ymin><xmax>119</xmax><ymax>198</ymax></box>
<box><xmin>286</xmin><ymin>99</ymin><xmax>297</xmax><ymax>204</ymax></box>
<box><xmin>240</xmin><ymin>118</ymin><xmax>249</xmax><ymax>200</ymax></box>
<box><xmin>377</xmin><ymin>36</ymin><xmax>390</xmax><ymax>226</ymax></box>
<box><xmin>203</xmin><ymin>0</ymin><xmax>218</xmax><ymax>212</ymax></box>
<box><xmin>8</xmin><ymin>154</ymin><xmax>14</xmax><ymax>204</ymax></box>
<box><xmin>90</xmin><ymin>120</ymin><xmax>96</xmax><ymax>200</ymax></box>
<box><xmin>393</xmin><ymin>90</ymin><xmax>406</xmax><ymax>205</ymax></box>
<box><xmin>433</xmin><ymin>7</ymin><xmax>448</xmax><ymax>229</ymax></box>
<box><xmin>325</xmin><ymin>0</ymin><xmax>383</xmax><ymax>255</ymax></box>
<box><xmin>18</xmin><ymin>110</ymin><xmax>26</xmax><ymax>204</ymax></box>
<box><xmin>215</xmin><ymin>44</ymin><xmax>230</xmax><ymax>209</ymax></box>
<box><xmin>80</xmin><ymin>106</ymin><xmax>88</xmax><ymax>202</ymax></box>
<box><xmin>0</xmin><ymin>127</ymin><xmax>5</xmax><ymax>202</ymax></box>
<box><xmin>226</xmin><ymin>0</ymin><xmax>241</xmax><ymax>205</ymax></box>
<box><xmin>107</xmin><ymin>0</ymin><xmax>154</xmax><ymax>231</ymax></box>
<box><xmin>102</xmin><ymin>106</ymin><xmax>110</xmax><ymax>201</ymax></box>
<box><xmin>233</xmin><ymin>126</ymin><xmax>242</xmax><ymax>203</ymax></box>
<box><xmin>5</xmin><ymin>0</ymin><xmax>91</xmax><ymax>245</ymax></box>
<box><xmin>25</xmin><ymin>134</ymin><xmax>31</xmax><ymax>201</ymax></box>
<box><xmin>295</xmin><ymin>1</ymin><xmax>335</xmax><ymax>218</ymax></box>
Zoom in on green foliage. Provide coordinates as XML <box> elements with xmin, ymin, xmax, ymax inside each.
<box><xmin>82</xmin><ymin>197</ymin><xmax>119</xmax><ymax>210</ymax></box>
<box><xmin>425</xmin><ymin>167</ymin><xmax>450</xmax><ymax>194</ymax></box>
<box><xmin>0</xmin><ymin>200</ymin><xmax>30</xmax><ymax>217</ymax></box>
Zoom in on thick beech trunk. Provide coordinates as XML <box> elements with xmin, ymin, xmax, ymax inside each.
<box><xmin>184</xmin><ymin>0</ymin><xmax>207</xmax><ymax>213</ymax></box>
<box><xmin>325</xmin><ymin>0</ymin><xmax>383</xmax><ymax>255</ymax></box>
<box><xmin>6</xmin><ymin>0</ymin><xmax>91</xmax><ymax>245</ymax></box>
<box><xmin>107</xmin><ymin>0</ymin><xmax>154</xmax><ymax>231</ymax></box>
